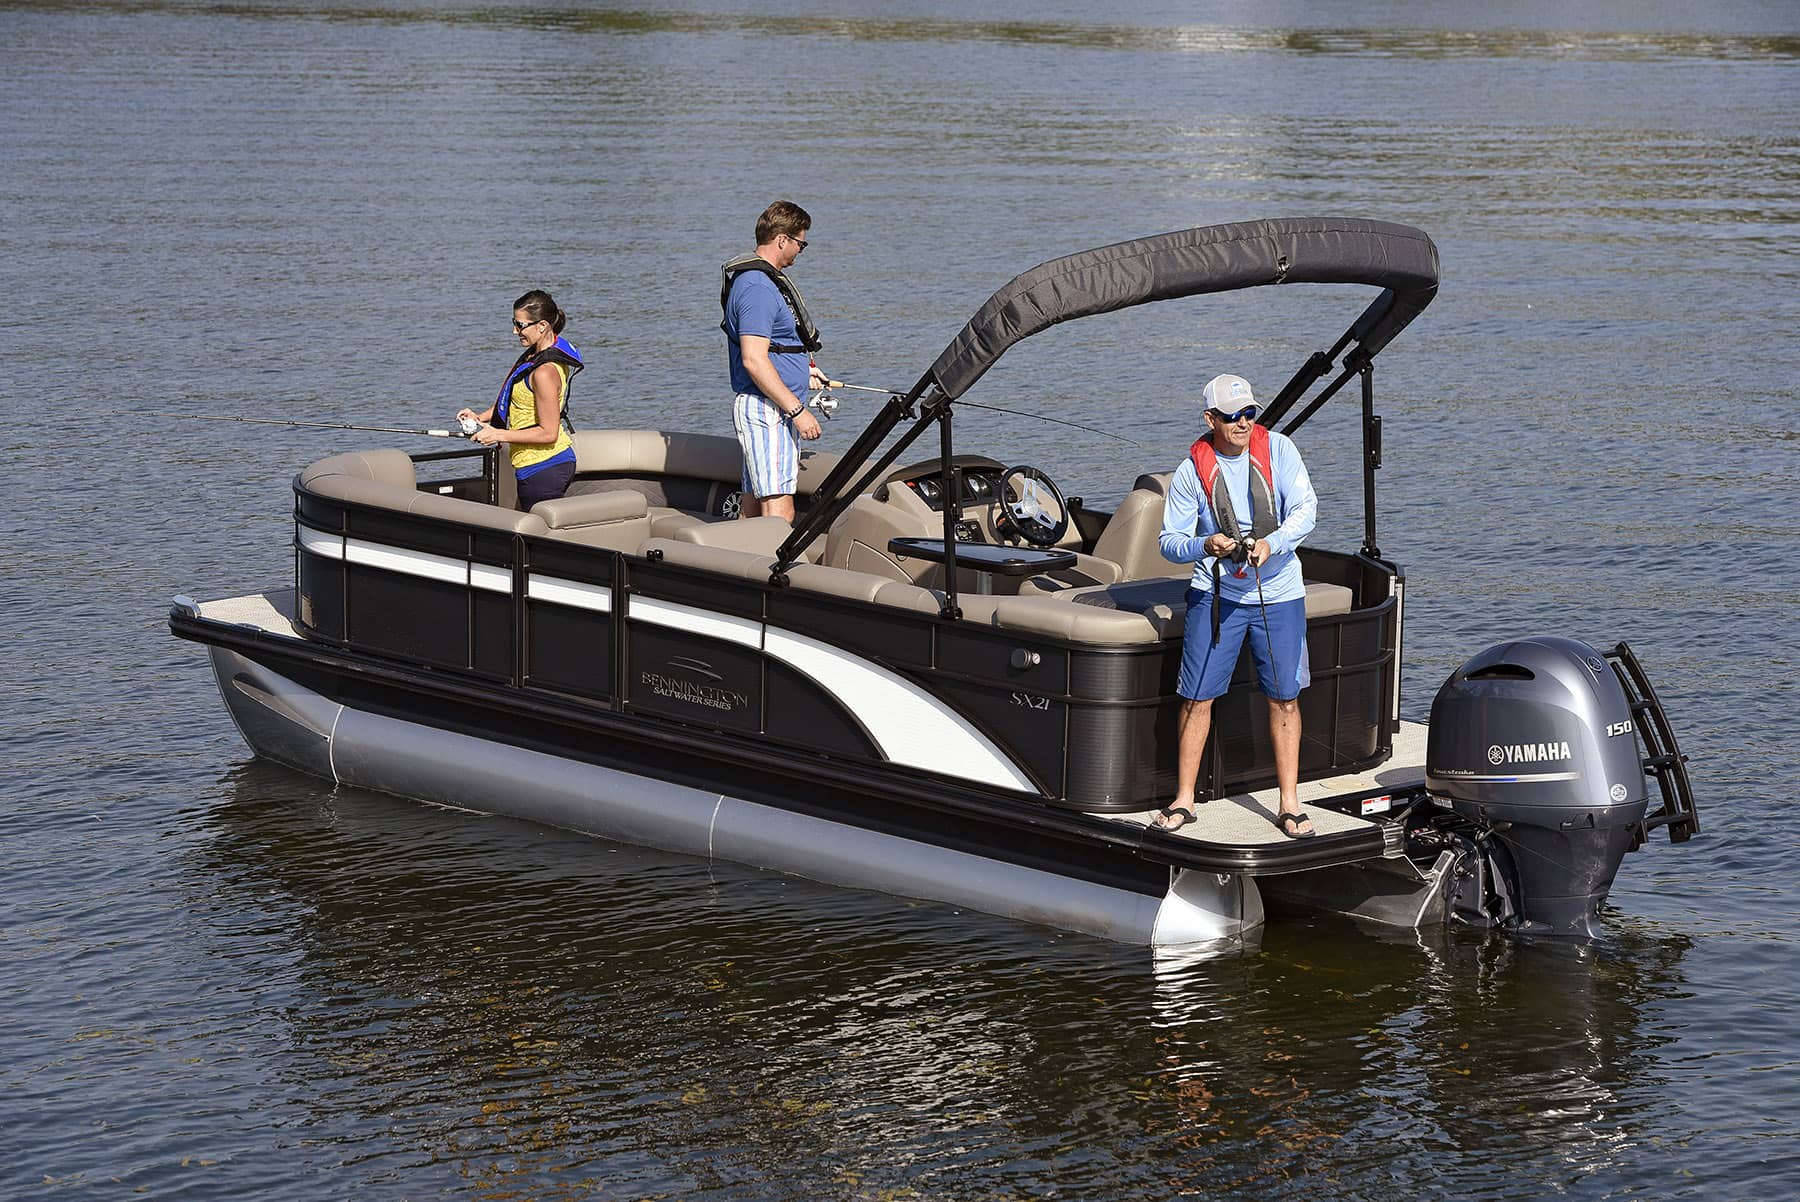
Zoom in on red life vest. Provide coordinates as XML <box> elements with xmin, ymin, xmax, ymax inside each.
<box><xmin>1188</xmin><ymin>423</ymin><xmax>1277</xmax><ymax>549</ymax></box>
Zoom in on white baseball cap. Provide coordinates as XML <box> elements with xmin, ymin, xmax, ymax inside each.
<box><xmin>1202</xmin><ymin>373</ymin><xmax>1256</xmax><ymax>414</ymax></box>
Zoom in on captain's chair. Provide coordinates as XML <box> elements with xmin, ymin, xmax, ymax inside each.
<box><xmin>1022</xmin><ymin>472</ymin><xmax>1187</xmax><ymax>594</ymax></box>
<box><xmin>820</xmin><ymin>492</ymin><xmax>940</xmax><ymax>585</ymax></box>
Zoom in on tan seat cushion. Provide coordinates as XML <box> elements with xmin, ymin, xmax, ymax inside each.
<box><xmin>1049</xmin><ymin>576</ymin><xmax>1356</xmax><ymax>633</ymax></box>
<box><xmin>640</xmin><ymin>539</ymin><xmax>777</xmax><ymax>583</ymax></box>
<box><xmin>532</xmin><ymin>490</ymin><xmax>651</xmax><ymax>551</ymax></box>
<box><xmin>671</xmin><ymin>514</ymin><xmax>820</xmax><ymax>562</ymax></box>
<box><xmin>533</xmin><ymin>489</ymin><xmax>648</xmax><ymax>527</ymax></box>
<box><xmin>647</xmin><ymin>507</ymin><xmax>710</xmax><ymax>539</ymax></box>
<box><xmin>297</xmin><ymin>449</ymin><xmax>417</xmax><ymax>490</ymax></box>
<box><xmin>299</xmin><ymin>452</ymin><xmax>548</xmax><ymax>536</ymax></box>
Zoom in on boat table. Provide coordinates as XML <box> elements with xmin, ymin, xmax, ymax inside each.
<box><xmin>887</xmin><ymin>537</ymin><xmax>1076</xmax><ymax>589</ymax></box>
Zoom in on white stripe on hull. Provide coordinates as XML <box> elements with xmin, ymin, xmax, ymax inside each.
<box><xmin>764</xmin><ymin>625</ymin><xmax>1035</xmax><ymax>792</ymax></box>
<box><xmin>295</xmin><ymin>535</ymin><xmax>1035</xmax><ymax>793</ymax></box>
<box><xmin>527</xmin><ymin>575</ymin><xmax>614</xmax><ymax>613</ymax></box>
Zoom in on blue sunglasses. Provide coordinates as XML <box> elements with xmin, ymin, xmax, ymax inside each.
<box><xmin>1211</xmin><ymin>406</ymin><xmax>1258</xmax><ymax>423</ymax></box>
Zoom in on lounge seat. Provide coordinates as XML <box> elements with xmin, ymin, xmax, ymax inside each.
<box><xmin>569</xmin><ymin>428</ymin><xmax>845</xmax><ymax>513</ymax></box>
<box><xmin>647</xmin><ymin>508</ymin><xmax>712</xmax><ymax>539</ymax></box>
<box><xmin>670</xmin><ymin>514</ymin><xmax>822</xmax><ymax>562</ymax></box>
<box><xmin>297</xmin><ymin>450</ymin><xmax>548</xmax><ymax>535</ymax></box>
<box><xmin>570</xmin><ymin>429</ymin><xmax>744</xmax><ymax>492</ymax></box>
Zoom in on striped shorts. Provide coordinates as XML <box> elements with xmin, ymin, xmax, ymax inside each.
<box><xmin>732</xmin><ymin>391</ymin><xmax>799</xmax><ymax>498</ymax></box>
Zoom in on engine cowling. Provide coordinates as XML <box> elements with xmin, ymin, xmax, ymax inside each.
<box><xmin>1426</xmin><ymin>636</ymin><xmax>1649</xmax><ymax>936</ymax></box>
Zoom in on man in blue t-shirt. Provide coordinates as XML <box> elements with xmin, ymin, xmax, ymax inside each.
<box><xmin>1153</xmin><ymin>373</ymin><xmax>1321</xmax><ymax>839</ymax></box>
<box><xmin>723</xmin><ymin>200</ymin><xmax>827</xmax><ymax>522</ymax></box>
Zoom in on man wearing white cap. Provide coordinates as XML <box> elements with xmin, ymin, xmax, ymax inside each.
<box><xmin>1153</xmin><ymin>373</ymin><xmax>1319</xmax><ymax>837</ymax></box>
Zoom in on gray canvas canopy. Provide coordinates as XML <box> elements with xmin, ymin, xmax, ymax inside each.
<box><xmin>926</xmin><ymin>217</ymin><xmax>1439</xmax><ymax>401</ymax></box>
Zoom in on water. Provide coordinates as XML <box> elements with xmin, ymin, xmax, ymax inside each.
<box><xmin>3</xmin><ymin>1</ymin><xmax>1797</xmax><ymax>1197</ymax></box>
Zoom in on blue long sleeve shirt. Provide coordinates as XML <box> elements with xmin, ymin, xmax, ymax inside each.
<box><xmin>1157</xmin><ymin>430</ymin><xmax>1318</xmax><ymax>604</ymax></box>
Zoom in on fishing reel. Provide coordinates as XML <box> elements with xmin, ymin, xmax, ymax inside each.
<box><xmin>807</xmin><ymin>390</ymin><xmax>839</xmax><ymax>420</ymax></box>
<box><xmin>1220</xmin><ymin>535</ymin><xmax>1263</xmax><ymax>579</ymax></box>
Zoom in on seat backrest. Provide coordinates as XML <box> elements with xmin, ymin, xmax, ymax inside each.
<box><xmin>296</xmin><ymin>449</ymin><xmax>548</xmax><ymax>535</ymax></box>
<box><xmin>820</xmin><ymin>494</ymin><xmax>939</xmax><ymax>584</ymax></box>
<box><xmin>571</xmin><ymin>429</ymin><xmax>845</xmax><ymax>500</ymax></box>
<box><xmin>298</xmin><ymin>449</ymin><xmax>418</xmax><ymax>490</ymax></box>
<box><xmin>571</xmin><ymin>429</ymin><xmax>743</xmax><ymax>480</ymax></box>
<box><xmin>535</xmin><ymin>489</ymin><xmax>647</xmax><ymax>526</ymax></box>
<box><xmin>1088</xmin><ymin>471</ymin><xmax>1184</xmax><ymax>582</ymax></box>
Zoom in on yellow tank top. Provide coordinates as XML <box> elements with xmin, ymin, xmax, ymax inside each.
<box><xmin>507</xmin><ymin>363</ymin><xmax>574</xmax><ymax>472</ymax></box>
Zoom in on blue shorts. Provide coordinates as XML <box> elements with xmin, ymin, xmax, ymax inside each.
<box><xmin>732</xmin><ymin>392</ymin><xmax>799</xmax><ymax>499</ymax></box>
<box><xmin>1177</xmin><ymin>589</ymin><xmax>1311</xmax><ymax>702</ymax></box>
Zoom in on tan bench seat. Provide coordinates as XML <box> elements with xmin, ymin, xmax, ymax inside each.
<box><xmin>297</xmin><ymin>450</ymin><xmax>549</xmax><ymax>535</ymax></box>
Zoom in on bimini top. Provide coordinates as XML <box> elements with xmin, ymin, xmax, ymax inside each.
<box><xmin>925</xmin><ymin>217</ymin><xmax>1439</xmax><ymax>401</ymax></box>
<box><xmin>775</xmin><ymin>216</ymin><xmax>1439</xmax><ymax>577</ymax></box>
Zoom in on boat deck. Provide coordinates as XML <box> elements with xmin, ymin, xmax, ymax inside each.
<box><xmin>195</xmin><ymin>588</ymin><xmax>297</xmax><ymax>630</ymax></box>
<box><xmin>1097</xmin><ymin>721</ymin><xmax>1427</xmax><ymax>848</ymax></box>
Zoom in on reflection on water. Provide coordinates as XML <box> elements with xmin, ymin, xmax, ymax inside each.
<box><xmin>176</xmin><ymin>761</ymin><xmax>1699</xmax><ymax>1198</ymax></box>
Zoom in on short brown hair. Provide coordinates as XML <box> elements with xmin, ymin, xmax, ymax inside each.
<box><xmin>755</xmin><ymin>200</ymin><xmax>811</xmax><ymax>246</ymax></box>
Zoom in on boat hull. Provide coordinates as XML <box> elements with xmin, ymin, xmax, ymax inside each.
<box><xmin>207</xmin><ymin>646</ymin><xmax>1264</xmax><ymax>947</ymax></box>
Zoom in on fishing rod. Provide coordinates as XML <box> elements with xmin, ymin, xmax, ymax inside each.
<box><xmin>815</xmin><ymin>379</ymin><xmax>1138</xmax><ymax>446</ymax></box>
<box><xmin>99</xmin><ymin>411</ymin><xmax>477</xmax><ymax>439</ymax></box>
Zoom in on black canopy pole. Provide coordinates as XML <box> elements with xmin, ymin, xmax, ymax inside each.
<box><xmin>1275</xmin><ymin>361</ymin><xmax>1358</xmax><ymax>437</ymax></box>
<box><xmin>773</xmin><ymin>378</ymin><xmax>927</xmax><ymax>572</ymax></box>
<box><xmin>1263</xmin><ymin>327</ymin><xmax>1357</xmax><ymax>428</ymax></box>
<box><xmin>1360</xmin><ymin>359</ymin><xmax>1380</xmax><ymax>559</ymax></box>
<box><xmin>937</xmin><ymin>406</ymin><xmax>961</xmax><ymax>620</ymax></box>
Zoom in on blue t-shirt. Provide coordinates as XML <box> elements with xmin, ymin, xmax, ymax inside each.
<box><xmin>724</xmin><ymin>270</ymin><xmax>810</xmax><ymax>399</ymax></box>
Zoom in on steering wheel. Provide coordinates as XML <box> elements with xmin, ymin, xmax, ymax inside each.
<box><xmin>997</xmin><ymin>464</ymin><xmax>1070</xmax><ymax>547</ymax></box>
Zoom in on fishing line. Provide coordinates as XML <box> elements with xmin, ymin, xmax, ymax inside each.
<box><xmin>818</xmin><ymin>379</ymin><xmax>1137</xmax><ymax>446</ymax></box>
<box><xmin>96</xmin><ymin>411</ymin><xmax>475</xmax><ymax>438</ymax></box>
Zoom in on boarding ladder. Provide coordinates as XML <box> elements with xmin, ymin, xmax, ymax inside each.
<box><xmin>1605</xmin><ymin>641</ymin><xmax>1699</xmax><ymax>845</ymax></box>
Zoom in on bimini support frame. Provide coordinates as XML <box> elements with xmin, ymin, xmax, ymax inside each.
<box><xmin>774</xmin><ymin>217</ymin><xmax>1440</xmax><ymax>594</ymax></box>
<box><xmin>772</xmin><ymin>382</ymin><xmax>973</xmax><ymax>618</ymax></box>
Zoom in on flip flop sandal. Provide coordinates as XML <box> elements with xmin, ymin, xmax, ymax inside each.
<box><xmin>1275</xmin><ymin>811</ymin><xmax>1316</xmax><ymax>839</ymax></box>
<box><xmin>1152</xmin><ymin>804</ymin><xmax>1198</xmax><ymax>832</ymax></box>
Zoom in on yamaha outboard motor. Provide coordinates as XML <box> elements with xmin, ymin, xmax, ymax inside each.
<box><xmin>1425</xmin><ymin>636</ymin><xmax>1697</xmax><ymax>937</ymax></box>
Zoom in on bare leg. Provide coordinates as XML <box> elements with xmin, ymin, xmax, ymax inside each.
<box><xmin>1155</xmin><ymin>697</ymin><xmax>1214</xmax><ymax>829</ymax></box>
<box><xmin>1267</xmin><ymin>695</ymin><xmax>1311</xmax><ymax>835</ymax></box>
<box><xmin>738</xmin><ymin>492</ymin><xmax>763</xmax><ymax>520</ymax></box>
<box><xmin>759</xmin><ymin>494</ymin><xmax>796</xmax><ymax>523</ymax></box>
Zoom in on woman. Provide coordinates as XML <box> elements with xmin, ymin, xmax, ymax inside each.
<box><xmin>457</xmin><ymin>290</ymin><xmax>584</xmax><ymax>511</ymax></box>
